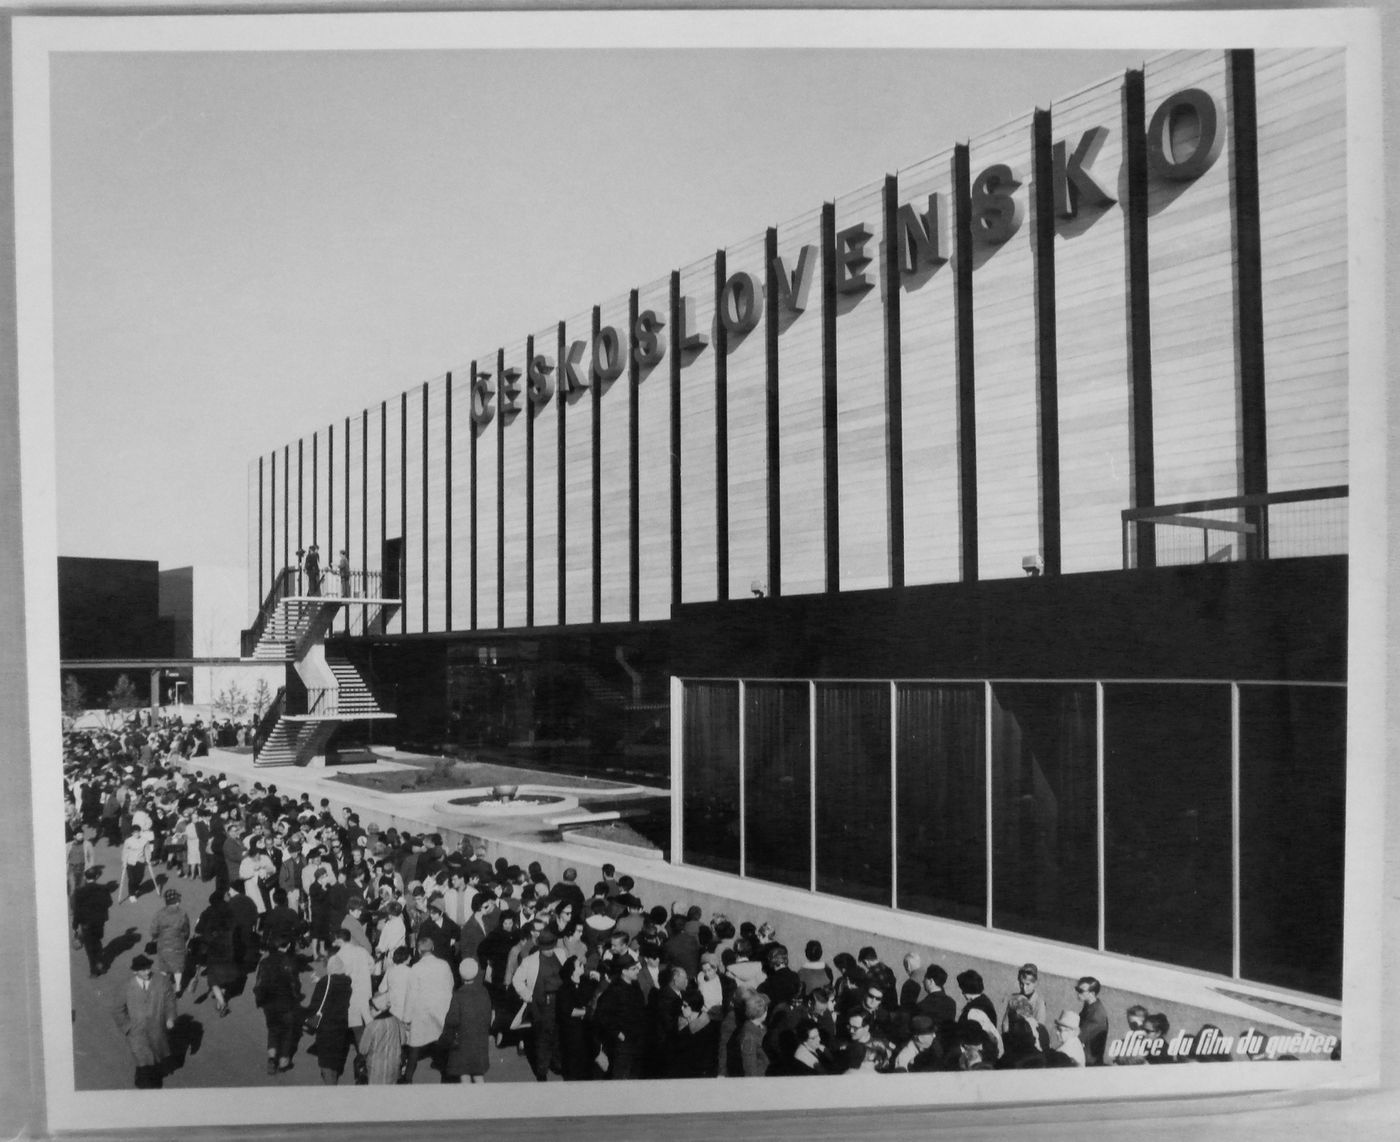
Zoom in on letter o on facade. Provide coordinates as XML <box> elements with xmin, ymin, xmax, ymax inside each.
<box><xmin>592</xmin><ymin>326</ymin><xmax>625</xmax><ymax>383</ymax></box>
<box><xmin>1146</xmin><ymin>88</ymin><xmax>1223</xmax><ymax>182</ymax></box>
<box><xmin>719</xmin><ymin>271</ymin><xmax>764</xmax><ymax>337</ymax></box>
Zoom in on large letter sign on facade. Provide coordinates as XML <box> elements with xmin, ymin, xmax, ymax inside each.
<box><xmin>719</xmin><ymin>271</ymin><xmax>764</xmax><ymax>336</ymax></box>
<box><xmin>561</xmin><ymin>339</ymin><xmax>589</xmax><ymax>394</ymax></box>
<box><xmin>593</xmin><ymin>326</ymin><xmax>626</xmax><ymax>382</ymax></box>
<box><xmin>895</xmin><ymin>195</ymin><xmax>948</xmax><ymax>274</ymax></box>
<box><xmin>1147</xmin><ymin>88</ymin><xmax>1223</xmax><ymax>181</ymax></box>
<box><xmin>1052</xmin><ymin>127</ymin><xmax>1116</xmax><ymax>217</ymax></box>
<box><xmin>499</xmin><ymin>365</ymin><xmax>524</xmax><ymax>416</ymax></box>
<box><xmin>633</xmin><ymin>309</ymin><xmax>666</xmax><ymax>366</ymax></box>
<box><xmin>677</xmin><ymin>294</ymin><xmax>709</xmax><ymax>354</ymax></box>
<box><xmin>835</xmin><ymin>223</ymin><xmax>876</xmax><ymax>293</ymax></box>
<box><xmin>773</xmin><ymin>244</ymin><xmax>816</xmax><ymax>313</ymax></box>
<box><xmin>970</xmin><ymin>163</ymin><xmax>1023</xmax><ymax>245</ymax></box>
<box><xmin>527</xmin><ymin>353</ymin><xmax>555</xmax><ymax>405</ymax></box>
<box><xmin>470</xmin><ymin>367</ymin><xmax>496</xmax><ymax>427</ymax></box>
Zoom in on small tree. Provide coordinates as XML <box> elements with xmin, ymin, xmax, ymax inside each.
<box><xmin>106</xmin><ymin>673</ymin><xmax>142</xmax><ymax>713</ymax></box>
<box><xmin>251</xmin><ymin>678</ymin><xmax>273</xmax><ymax>721</ymax></box>
<box><xmin>214</xmin><ymin>682</ymin><xmax>249</xmax><ymax>721</ymax></box>
<box><xmin>61</xmin><ymin>674</ymin><xmax>86</xmax><ymax>718</ymax></box>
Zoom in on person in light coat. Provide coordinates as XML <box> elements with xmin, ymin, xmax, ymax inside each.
<box><xmin>328</xmin><ymin>927</ymin><xmax>376</xmax><ymax>1047</ymax></box>
<box><xmin>401</xmin><ymin>934</ymin><xmax>454</xmax><ymax>1082</ymax></box>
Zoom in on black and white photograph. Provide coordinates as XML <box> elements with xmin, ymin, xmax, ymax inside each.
<box><xmin>4</xmin><ymin>6</ymin><xmax>1390</xmax><ymax>1137</ymax></box>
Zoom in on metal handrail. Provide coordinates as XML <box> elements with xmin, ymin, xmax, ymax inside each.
<box><xmin>1121</xmin><ymin>485</ymin><xmax>1347</xmax><ymax>569</ymax></box>
<box><xmin>252</xmin><ymin>686</ymin><xmax>286</xmax><ymax>758</ymax></box>
<box><xmin>241</xmin><ymin>566</ymin><xmax>298</xmax><ymax>656</ymax></box>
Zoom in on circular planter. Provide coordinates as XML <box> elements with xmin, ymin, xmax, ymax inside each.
<box><xmin>432</xmin><ymin>785</ymin><xmax>580</xmax><ymax>819</ymax></box>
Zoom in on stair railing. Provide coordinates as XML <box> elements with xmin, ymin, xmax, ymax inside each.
<box><xmin>252</xmin><ymin>686</ymin><xmax>287</xmax><ymax>759</ymax></box>
<box><xmin>240</xmin><ymin>566</ymin><xmax>299</xmax><ymax>657</ymax></box>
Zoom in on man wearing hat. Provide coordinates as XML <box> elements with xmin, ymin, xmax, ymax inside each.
<box><xmin>1049</xmin><ymin>1008</ymin><xmax>1087</xmax><ymax>1066</ymax></box>
<box><xmin>892</xmin><ymin>1014</ymin><xmax>945</xmax><ymax>1072</ymax></box>
<box><xmin>71</xmin><ymin>867</ymin><xmax>112</xmax><ymax>977</ymax></box>
<box><xmin>512</xmin><ymin>926</ymin><xmax>567</xmax><ymax>1081</ymax></box>
<box><xmin>114</xmin><ymin>955</ymin><xmax>176</xmax><ymax>1089</ymax></box>
<box><xmin>149</xmin><ymin>888</ymin><xmax>192</xmax><ymax>997</ymax></box>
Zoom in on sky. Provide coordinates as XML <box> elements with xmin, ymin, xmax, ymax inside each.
<box><xmin>48</xmin><ymin>39</ymin><xmax>1150</xmax><ymax>577</ymax></box>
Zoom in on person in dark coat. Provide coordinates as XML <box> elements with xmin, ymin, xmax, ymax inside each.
<box><xmin>670</xmin><ymin>988</ymin><xmax>721</xmax><ymax>1078</ymax></box>
<box><xmin>227</xmin><ymin>880</ymin><xmax>261</xmax><ymax>976</ymax></box>
<box><xmin>662</xmin><ymin>906</ymin><xmax>703</xmax><ymax>980</ymax></box>
<box><xmin>593</xmin><ymin>954</ymin><xmax>647</xmax><ymax>1079</ymax></box>
<box><xmin>439</xmin><ymin>958</ymin><xmax>494</xmax><ymax>1083</ymax></box>
<box><xmin>194</xmin><ymin>889</ymin><xmax>238</xmax><ymax>1016</ymax></box>
<box><xmin>149</xmin><ymin>888</ymin><xmax>191</xmax><ymax>995</ymax></box>
<box><xmin>304</xmin><ymin>544</ymin><xmax>322</xmax><ymax>596</ymax></box>
<box><xmin>726</xmin><ymin>990</ymin><xmax>771</xmax><ymax>1077</ymax></box>
<box><xmin>555</xmin><ymin>956</ymin><xmax>597</xmax><ymax>1081</ymax></box>
<box><xmin>306</xmin><ymin>969</ymin><xmax>354</xmax><ymax>1083</ymax></box>
<box><xmin>114</xmin><ymin>955</ymin><xmax>176</xmax><ymax>1089</ymax></box>
<box><xmin>254</xmin><ymin>940</ymin><xmax>303</xmax><ymax>1075</ymax></box>
<box><xmin>71</xmin><ymin>867</ymin><xmax>111</xmax><ymax>977</ymax></box>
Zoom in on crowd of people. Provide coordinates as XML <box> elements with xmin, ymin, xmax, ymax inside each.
<box><xmin>64</xmin><ymin>723</ymin><xmax>1315</xmax><ymax>1089</ymax></box>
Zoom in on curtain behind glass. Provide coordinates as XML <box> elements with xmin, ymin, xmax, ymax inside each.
<box><xmin>896</xmin><ymin>683</ymin><xmax>986</xmax><ymax>925</ymax></box>
<box><xmin>1103</xmin><ymin>683</ymin><xmax>1232</xmax><ymax>975</ymax></box>
<box><xmin>681</xmin><ymin>681</ymin><xmax>740</xmax><ymax>875</ymax></box>
<box><xmin>815</xmin><ymin>683</ymin><xmax>892</xmax><ymax>906</ymax></box>
<box><xmin>990</xmin><ymin>683</ymin><xmax>1098</xmax><ymax>948</ymax></box>
<box><xmin>1239</xmin><ymin>684</ymin><xmax>1345</xmax><ymax>998</ymax></box>
<box><xmin>745</xmin><ymin>682</ymin><xmax>811</xmax><ymax>889</ymax></box>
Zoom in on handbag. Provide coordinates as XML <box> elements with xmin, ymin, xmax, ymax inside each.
<box><xmin>304</xmin><ymin>978</ymin><xmax>331</xmax><ymax>1034</ymax></box>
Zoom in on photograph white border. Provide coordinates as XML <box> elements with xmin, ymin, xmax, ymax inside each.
<box><xmin>13</xmin><ymin>7</ymin><xmax>1386</xmax><ymax>1134</ymax></box>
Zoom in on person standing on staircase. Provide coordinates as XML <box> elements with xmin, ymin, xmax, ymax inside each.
<box><xmin>338</xmin><ymin>549</ymin><xmax>351</xmax><ymax>597</ymax></box>
<box><xmin>305</xmin><ymin>544</ymin><xmax>322</xmax><ymax>597</ymax></box>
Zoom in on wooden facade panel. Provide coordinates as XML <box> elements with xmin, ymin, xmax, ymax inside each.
<box><xmin>1145</xmin><ymin>52</ymin><xmax>1238</xmax><ymax>507</ymax></box>
<box><xmin>970</xmin><ymin>113</ymin><xmax>1042</xmax><ymax>581</ymax></box>
<box><xmin>474</xmin><ymin>362</ymin><xmax>500</xmax><ymax>632</ymax></box>
<box><xmin>635</xmin><ymin>280</ymin><xmax>672</xmax><ymax>621</ymax></box>
<box><xmin>529</xmin><ymin>328</ymin><xmax>560</xmax><ymax>628</ymax></box>
<box><xmin>896</xmin><ymin>151</ymin><xmax>961</xmax><ymax>586</ymax></box>
<box><xmin>678</xmin><ymin>258</ymin><xmax>718</xmax><ymax>605</ymax></box>
<box><xmin>501</xmin><ymin>345</ymin><xmax>530</xmax><ymax>629</ymax></box>
<box><xmin>775</xmin><ymin>207</ymin><xmax>826</xmax><ymax>596</ymax></box>
<box><xmin>404</xmin><ymin>387</ymin><xmax>424</xmax><ymax>631</ymax></box>
<box><xmin>723</xmin><ymin>232</ymin><xmax>770</xmax><ymax>600</ymax></box>
<box><xmin>425</xmin><ymin>379</ymin><xmax>449</xmax><ymax>632</ymax></box>
<box><xmin>562</xmin><ymin>312</ymin><xmax>595</xmax><ymax>624</ymax></box>
<box><xmin>1050</xmin><ymin>74</ymin><xmax>1133</xmax><ymax>573</ymax></box>
<box><xmin>834</xmin><ymin>181</ymin><xmax>891</xmax><ymax>591</ymax></box>
<box><xmin>447</xmin><ymin>373</ymin><xmax>472</xmax><ymax>630</ymax></box>
<box><xmin>1256</xmin><ymin>48</ymin><xmax>1348</xmax><ymax>495</ymax></box>
<box><xmin>597</xmin><ymin>296</ymin><xmax>632</xmax><ymax>623</ymax></box>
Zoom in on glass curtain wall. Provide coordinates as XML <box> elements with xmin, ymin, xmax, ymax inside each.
<box><xmin>680</xmin><ymin>681</ymin><xmax>740</xmax><ymax>875</ymax></box>
<box><xmin>1103</xmin><ymin>683</ymin><xmax>1233</xmax><ymax>975</ymax></box>
<box><xmin>991</xmin><ymin>683</ymin><xmax>1098</xmax><ymax>947</ymax></box>
<box><xmin>744</xmin><ymin>682</ymin><xmax>811</xmax><ymax>889</ymax></box>
<box><xmin>815</xmin><ymin>683</ymin><xmax>892</xmax><ymax>906</ymax></box>
<box><xmin>1239</xmin><ymin>684</ymin><xmax>1346</xmax><ymax>998</ymax></box>
<box><xmin>896</xmin><ymin>683</ymin><xmax>987</xmax><ymax>925</ymax></box>
<box><xmin>678</xmin><ymin>677</ymin><xmax>1345</xmax><ymax>995</ymax></box>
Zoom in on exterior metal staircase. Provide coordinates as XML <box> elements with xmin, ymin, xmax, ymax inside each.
<box><xmin>243</xmin><ymin>566</ymin><xmax>399</xmax><ymax>767</ymax></box>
